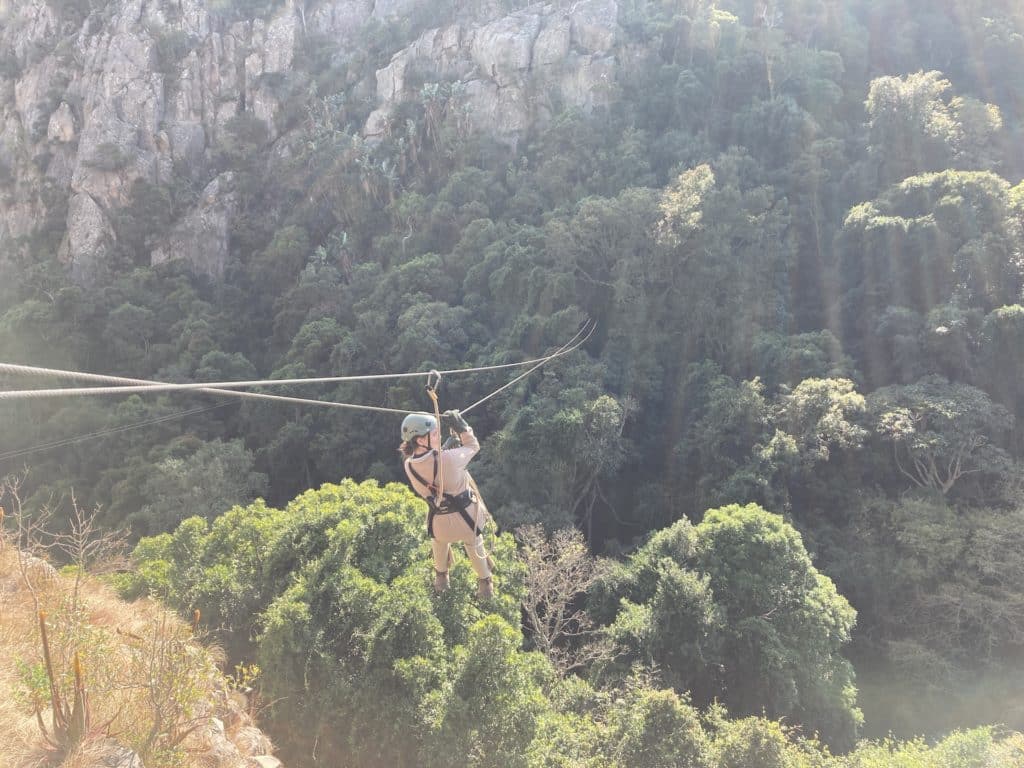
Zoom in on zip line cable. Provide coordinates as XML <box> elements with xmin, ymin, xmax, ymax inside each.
<box><xmin>0</xmin><ymin>322</ymin><xmax>594</xmax><ymax>459</ymax></box>
<box><xmin>462</xmin><ymin>321</ymin><xmax>596</xmax><ymax>415</ymax></box>
<box><xmin>0</xmin><ymin>366</ymin><xmax>412</xmax><ymax>413</ymax></box>
<box><xmin>0</xmin><ymin>325</ymin><xmax>592</xmax><ymax>401</ymax></box>
<box><xmin>0</xmin><ymin>401</ymin><xmax>235</xmax><ymax>463</ymax></box>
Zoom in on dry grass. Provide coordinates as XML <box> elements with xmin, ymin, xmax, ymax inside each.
<box><xmin>0</xmin><ymin>538</ymin><xmax>278</xmax><ymax>768</ymax></box>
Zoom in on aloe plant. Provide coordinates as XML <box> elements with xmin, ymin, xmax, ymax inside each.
<box><xmin>37</xmin><ymin>611</ymin><xmax>91</xmax><ymax>756</ymax></box>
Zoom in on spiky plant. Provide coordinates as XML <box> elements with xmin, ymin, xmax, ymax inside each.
<box><xmin>36</xmin><ymin>611</ymin><xmax>91</xmax><ymax>758</ymax></box>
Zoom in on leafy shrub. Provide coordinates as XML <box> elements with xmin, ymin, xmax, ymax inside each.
<box><xmin>127</xmin><ymin>479</ymin><xmax>528</xmax><ymax>764</ymax></box>
<box><xmin>596</xmin><ymin>504</ymin><xmax>862</xmax><ymax>749</ymax></box>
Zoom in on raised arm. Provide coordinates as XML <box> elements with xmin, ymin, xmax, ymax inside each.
<box><xmin>441</xmin><ymin>409</ymin><xmax>479</xmax><ymax>470</ymax></box>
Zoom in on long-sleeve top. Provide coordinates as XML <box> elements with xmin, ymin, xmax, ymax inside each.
<box><xmin>403</xmin><ymin>427</ymin><xmax>479</xmax><ymax>501</ymax></box>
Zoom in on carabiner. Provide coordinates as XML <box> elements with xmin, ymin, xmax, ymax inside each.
<box><xmin>426</xmin><ymin>369</ymin><xmax>442</xmax><ymax>394</ymax></box>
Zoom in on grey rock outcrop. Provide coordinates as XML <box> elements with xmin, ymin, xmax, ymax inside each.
<box><xmin>308</xmin><ymin>0</ymin><xmax>375</xmax><ymax>42</ymax></box>
<box><xmin>197</xmin><ymin>690</ymin><xmax>283</xmax><ymax>767</ymax></box>
<box><xmin>234</xmin><ymin>725</ymin><xmax>275</xmax><ymax>756</ymax></box>
<box><xmin>99</xmin><ymin>742</ymin><xmax>145</xmax><ymax>768</ymax></box>
<box><xmin>47</xmin><ymin>102</ymin><xmax>77</xmax><ymax>143</ymax></box>
<box><xmin>65</xmin><ymin>192</ymin><xmax>113</xmax><ymax>284</ymax></box>
<box><xmin>0</xmin><ymin>0</ymin><xmax>297</xmax><ymax>280</ymax></box>
<box><xmin>570</xmin><ymin>0</ymin><xmax>619</xmax><ymax>54</ymax></box>
<box><xmin>365</xmin><ymin>0</ymin><xmax>621</xmax><ymax>147</ymax></box>
<box><xmin>151</xmin><ymin>173</ymin><xmax>235</xmax><ymax>279</ymax></box>
<box><xmin>372</xmin><ymin>0</ymin><xmax>433</xmax><ymax>22</ymax></box>
<box><xmin>1</xmin><ymin>0</ymin><xmax>622</xmax><ymax>282</ymax></box>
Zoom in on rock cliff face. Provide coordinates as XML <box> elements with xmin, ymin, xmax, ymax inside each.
<box><xmin>0</xmin><ymin>0</ymin><xmax>622</xmax><ymax>282</ymax></box>
<box><xmin>365</xmin><ymin>0</ymin><xmax>618</xmax><ymax>146</ymax></box>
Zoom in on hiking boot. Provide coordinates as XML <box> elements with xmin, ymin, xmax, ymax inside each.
<box><xmin>477</xmin><ymin>576</ymin><xmax>493</xmax><ymax>600</ymax></box>
<box><xmin>433</xmin><ymin>569</ymin><xmax>449</xmax><ymax>594</ymax></box>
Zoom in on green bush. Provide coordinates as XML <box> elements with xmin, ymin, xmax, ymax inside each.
<box><xmin>127</xmin><ymin>479</ymin><xmax>528</xmax><ymax>764</ymax></box>
<box><xmin>597</xmin><ymin>504</ymin><xmax>861</xmax><ymax>749</ymax></box>
<box><xmin>609</xmin><ymin>688</ymin><xmax>710</xmax><ymax>768</ymax></box>
<box><xmin>843</xmin><ymin>728</ymin><xmax>1006</xmax><ymax>768</ymax></box>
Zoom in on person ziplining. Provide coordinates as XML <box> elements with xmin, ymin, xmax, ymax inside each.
<box><xmin>400</xmin><ymin>407</ymin><xmax>493</xmax><ymax>599</ymax></box>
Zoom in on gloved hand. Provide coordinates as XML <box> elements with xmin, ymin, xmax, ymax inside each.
<box><xmin>441</xmin><ymin>409</ymin><xmax>470</xmax><ymax>433</ymax></box>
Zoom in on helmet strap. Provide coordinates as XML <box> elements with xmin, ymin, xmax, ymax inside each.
<box><xmin>411</xmin><ymin>433</ymin><xmax>430</xmax><ymax>457</ymax></box>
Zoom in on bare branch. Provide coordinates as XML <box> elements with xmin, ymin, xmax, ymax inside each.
<box><xmin>1</xmin><ymin>473</ymin><xmax>60</xmax><ymax>613</ymax></box>
<box><xmin>517</xmin><ymin>524</ymin><xmax>617</xmax><ymax>676</ymax></box>
<box><xmin>51</xmin><ymin>494</ymin><xmax>128</xmax><ymax>605</ymax></box>
<box><xmin>893</xmin><ymin>443</ymin><xmax>925</xmax><ymax>489</ymax></box>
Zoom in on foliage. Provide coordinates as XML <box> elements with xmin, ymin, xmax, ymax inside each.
<box><xmin>671</xmin><ymin>367</ymin><xmax>868</xmax><ymax>515</ymax></box>
<box><xmin>693</xmin><ymin>505</ymin><xmax>861</xmax><ymax>747</ymax></box>
<box><xmin>865</xmin><ymin>72</ymin><xmax>1002</xmax><ymax>186</ymax></box>
<box><xmin>0</xmin><ymin>507</ymin><xmax>235</xmax><ymax>768</ymax></box>
<box><xmin>119</xmin><ymin>498</ymin><xmax>285</xmax><ymax>647</ymax></box>
<box><xmin>869</xmin><ymin>375</ymin><xmax>1013</xmax><ymax>496</ymax></box>
<box><xmin>418</xmin><ymin>615</ymin><xmax>550</xmax><ymax>768</ymax></box>
<box><xmin>36</xmin><ymin>614</ymin><xmax>93</xmax><ymax>758</ymax></box>
<box><xmin>596</xmin><ymin>504</ymin><xmax>861</xmax><ymax>749</ymax></box>
<box><xmin>83</xmin><ymin>142</ymin><xmax>132</xmax><ymax>172</ymax></box>
<box><xmin>841</xmin><ymin>728</ymin><xmax>1020</xmax><ymax>768</ymax></box>
<box><xmin>150</xmin><ymin>27</ymin><xmax>198</xmax><ymax>75</ymax></box>
<box><xmin>711</xmin><ymin>717</ymin><xmax>802</xmax><ymax>768</ymax></box>
<box><xmin>127</xmin><ymin>479</ymin><xmax>527</xmax><ymax>764</ymax></box>
<box><xmin>608</xmin><ymin>687</ymin><xmax>710</xmax><ymax>768</ymax></box>
<box><xmin>517</xmin><ymin>524</ymin><xmax>614</xmax><ymax>674</ymax></box>
<box><xmin>837</xmin><ymin>171</ymin><xmax>1024</xmax><ymax>385</ymax></box>
<box><xmin>824</xmin><ymin>491</ymin><xmax>1024</xmax><ymax>728</ymax></box>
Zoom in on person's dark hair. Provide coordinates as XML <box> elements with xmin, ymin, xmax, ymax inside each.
<box><xmin>399</xmin><ymin>435</ymin><xmax>427</xmax><ymax>458</ymax></box>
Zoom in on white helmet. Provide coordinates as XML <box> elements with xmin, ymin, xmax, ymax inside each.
<box><xmin>401</xmin><ymin>412</ymin><xmax>437</xmax><ymax>442</ymax></box>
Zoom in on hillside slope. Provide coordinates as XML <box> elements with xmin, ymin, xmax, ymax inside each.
<box><xmin>0</xmin><ymin>537</ymin><xmax>281</xmax><ymax>768</ymax></box>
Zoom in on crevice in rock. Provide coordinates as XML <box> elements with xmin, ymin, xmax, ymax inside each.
<box><xmin>526</xmin><ymin>11</ymin><xmax>543</xmax><ymax>74</ymax></box>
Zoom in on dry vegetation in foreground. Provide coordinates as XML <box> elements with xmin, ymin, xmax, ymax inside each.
<box><xmin>0</xmin><ymin>480</ymin><xmax>282</xmax><ymax>768</ymax></box>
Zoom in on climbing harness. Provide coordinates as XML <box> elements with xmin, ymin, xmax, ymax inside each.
<box><xmin>405</xmin><ymin>456</ymin><xmax>480</xmax><ymax>537</ymax></box>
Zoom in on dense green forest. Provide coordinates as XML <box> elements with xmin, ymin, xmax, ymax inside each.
<box><xmin>3</xmin><ymin>0</ymin><xmax>1024</xmax><ymax>764</ymax></box>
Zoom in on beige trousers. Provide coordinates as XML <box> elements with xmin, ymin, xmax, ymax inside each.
<box><xmin>430</xmin><ymin>502</ymin><xmax>491</xmax><ymax>579</ymax></box>
<box><xmin>432</xmin><ymin>536</ymin><xmax>491</xmax><ymax>578</ymax></box>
